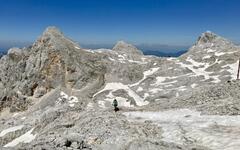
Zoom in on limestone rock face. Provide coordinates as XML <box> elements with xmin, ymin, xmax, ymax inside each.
<box><xmin>33</xmin><ymin>26</ymin><xmax>81</xmax><ymax>50</ymax></box>
<box><xmin>0</xmin><ymin>27</ymin><xmax>107</xmax><ymax>112</ymax></box>
<box><xmin>196</xmin><ymin>31</ymin><xmax>219</xmax><ymax>44</ymax></box>
<box><xmin>113</xmin><ymin>41</ymin><xmax>143</xmax><ymax>56</ymax></box>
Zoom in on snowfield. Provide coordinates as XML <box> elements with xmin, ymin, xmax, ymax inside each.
<box><xmin>0</xmin><ymin>125</ymin><xmax>24</xmax><ymax>137</ymax></box>
<box><xmin>93</xmin><ymin>67</ymin><xmax>162</xmax><ymax>108</ymax></box>
<box><xmin>4</xmin><ymin>128</ymin><xmax>36</xmax><ymax>147</ymax></box>
<box><xmin>130</xmin><ymin>67</ymin><xmax>159</xmax><ymax>87</ymax></box>
<box><xmin>222</xmin><ymin>61</ymin><xmax>239</xmax><ymax>79</ymax></box>
<box><xmin>93</xmin><ymin>82</ymin><xmax>149</xmax><ymax>106</ymax></box>
<box><xmin>56</xmin><ymin>92</ymin><xmax>79</xmax><ymax>107</ymax></box>
<box><xmin>124</xmin><ymin>109</ymin><xmax>240</xmax><ymax>150</ymax></box>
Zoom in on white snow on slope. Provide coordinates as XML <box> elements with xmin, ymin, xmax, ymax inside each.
<box><xmin>215</xmin><ymin>51</ymin><xmax>238</xmax><ymax>57</ymax></box>
<box><xmin>74</xmin><ymin>46</ymin><xmax>80</xmax><ymax>49</ymax></box>
<box><xmin>108</xmin><ymin>57</ymin><xmax>115</xmax><ymax>61</ymax></box>
<box><xmin>105</xmin><ymin>92</ymin><xmax>133</xmax><ymax>107</ymax></box>
<box><xmin>86</xmin><ymin>102</ymin><xmax>94</xmax><ymax>110</ymax></box>
<box><xmin>136</xmin><ymin>87</ymin><xmax>143</xmax><ymax>92</ymax></box>
<box><xmin>149</xmin><ymin>88</ymin><xmax>163</xmax><ymax>94</ymax></box>
<box><xmin>0</xmin><ymin>125</ymin><xmax>24</xmax><ymax>137</ymax></box>
<box><xmin>68</xmin><ymin>96</ymin><xmax>79</xmax><ymax>107</ymax></box>
<box><xmin>12</xmin><ymin>113</ymin><xmax>19</xmax><ymax>117</ymax></box>
<box><xmin>152</xmin><ymin>77</ymin><xmax>177</xmax><ymax>86</ymax></box>
<box><xmin>98</xmin><ymin>101</ymin><xmax>106</xmax><ymax>108</ymax></box>
<box><xmin>222</xmin><ymin>61</ymin><xmax>239</xmax><ymax>79</ymax></box>
<box><xmin>4</xmin><ymin>128</ymin><xmax>36</xmax><ymax>147</ymax></box>
<box><xmin>206</xmin><ymin>48</ymin><xmax>216</xmax><ymax>53</ymax></box>
<box><xmin>215</xmin><ymin>52</ymin><xmax>225</xmax><ymax>56</ymax></box>
<box><xmin>203</xmin><ymin>55</ymin><xmax>211</xmax><ymax>59</ymax></box>
<box><xmin>57</xmin><ymin>92</ymin><xmax>79</xmax><ymax>107</ymax></box>
<box><xmin>153</xmin><ymin>73</ymin><xmax>192</xmax><ymax>87</ymax></box>
<box><xmin>93</xmin><ymin>67</ymin><xmax>160</xmax><ymax>107</ymax></box>
<box><xmin>176</xmin><ymin>57</ymin><xmax>221</xmax><ymax>83</ymax></box>
<box><xmin>191</xmin><ymin>83</ymin><xmax>198</xmax><ymax>88</ymax></box>
<box><xmin>128</xmin><ymin>59</ymin><xmax>147</xmax><ymax>64</ymax></box>
<box><xmin>124</xmin><ymin>109</ymin><xmax>240</xmax><ymax>150</ymax></box>
<box><xmin>94</xmin><ymin>82</ymin><xmax>148</xmax><ymax>106</ymax></box>
<box><xmin>84</xmin><ymin>49</ymin><xmax>95</xmax><ymax>53</ymax></box>
<box><xmin>130</xmin><ymin>67</ymin><xmax>159</xmax><ymax>87</ymax></box>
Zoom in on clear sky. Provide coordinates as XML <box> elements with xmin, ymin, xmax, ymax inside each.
<box><xmin>0</xmin><ymin>0</ymin><xmax>240</xmax><ymax>50</ymax></box>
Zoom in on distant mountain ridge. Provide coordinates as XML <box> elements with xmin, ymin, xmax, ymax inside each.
<box><xmin>0</xmin><ymin>47</ymin><xmax>187</xmax><ymax>57</ymax></box>
<box><xmin>142</xmin><ymin>49</ymin><xmax>187</xmax><ymax>57</ymax></box>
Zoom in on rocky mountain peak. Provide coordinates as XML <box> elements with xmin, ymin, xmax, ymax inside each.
<box><xmin>195</xmin><ymin>31</ymin><xmax>232</xmax><ymax>47</ymax></box>
<box><xmin>196</xmin><ymin>31</ymin><xmax>218</xmax><ymax>45</ymax></box>
<box><xmin>112</xmin><ymin>41</ymin><xmax>143</xmax><ymax>55</ymax></box>
<box><xmin>42</xmin><ymin>26</ymin><xmax>64</xmax><ymax>38</ymax></box>
<box><xmin>33</xmin><ymin>26</ymin><xmax>80</xmax><ymax>50</ymax></box>
<box><xmin>7</xmin><ymin>47</ymin><xmax>22</xmax><ymax>55</ymax></box>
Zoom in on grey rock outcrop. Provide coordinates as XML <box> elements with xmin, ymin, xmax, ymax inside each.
<box><xmin>33</xmin><ymin>26</ymin><xmax>81</xmax><ymax>50</ymax></box>
<box><xmin>113</xmin><ymin>41</ymin><xmax>143</xmax><ymax>56</ymax></box>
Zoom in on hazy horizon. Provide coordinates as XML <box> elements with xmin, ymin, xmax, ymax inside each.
<box><xmin>1</xmin><ymin>0</ymin><xmax>240</xmax><ymax>52</ymax></box>
<box><xmin>0</xmin><ymin>40</ymin><xmax>190</xmax><ymax>53</ymax></box>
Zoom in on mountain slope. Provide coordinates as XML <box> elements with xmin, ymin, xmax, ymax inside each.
<box><xmin>0</xmin><ymin>27</ymin><xmax>240</xmax><ymax>149</ymax></box>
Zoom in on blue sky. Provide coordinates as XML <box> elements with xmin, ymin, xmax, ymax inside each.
<box><xmin>0</xmin><ymin>0</ymin><xmax>240</xmax><ymax>51</ymax></box>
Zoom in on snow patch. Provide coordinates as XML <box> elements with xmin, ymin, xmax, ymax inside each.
<box><xmin>152</xmin><ymin>76</ymin><xmax>177</xmax><ymax>86</ymax></box>
<box><xmin>203</xmin><ymin>55</ymin><xmax>211</xmax><ymax>59</ymax></box>
<box><xmin>98</xmin><ymin>101</ymin><xmax>106</xmax><ymax>108</ymax></box>
<box><xmin>176</xmin><ymin>57</ymin><xmax>221</xmax><ymax>83</ymax></box>
<box><xmin>12</xmin><ymin>113</ymin><xmax>19</xmax><ymax>117</ymax></box>
<box><xmin>222</xmin><ymin>61</ymin><xmax>239</xmax><ymax>79</ymax></box>
<box><xmin>94</xmin><ymin>82</ymin><xmax>148</xmax><ymax>106</ymax></box>
<box><xmin>109</xmin><ymin>57</ymin><xmax>115</xmax><ymax>61</ymax></box>
<box><xmin>57</xmin><ymin>92</ymin><xmax>79</xmax><ymax>107</ymax></box>
<box><xmin>130</xmin><ymin>67</ymin><xmax>159</xmax><ymax>87</ymax></box>
<box><xmin>150</xmin><ymin>88</ymin><xmax>163</xmax><ymax>94</ymax></box>
<box><xmin>124</xmin><ymin>109</ymin><xmax>240</xmax><ymax>150</ymax></box>
<box><xmin>191</xmin><ymin>83</ymin><xmax>198</xmax><ymax>88</ymax></box>
<box><xmin>206</xmin><ymin>48</ymin><xmax>216</xmax><ymax>53</ymax></box>
<box><xmin>167</xmin><ymin>57</ymin><xmax>177</xmax><ymax>61</ymax></box>
<box><xmin>74</xmin><ymin>46</ymin><xmax>80</xmax><ymax>49</ymax></box>
<box><xmin>0</xmin><ymin>125</ymin><xmax>24</xmax><ymax>137</ymax></box>
<box><xmin>4</xmin><ymin>128</ymin><xmax>36</xmax><ymax>147</ymax></box>
<box><xmin>136</xmin><ymin>87</ymin><xmax>143</xmax><ymax>92</ymax></box>
<box><xmin>86</xmin><ymin>102</ymin><xmax>94</xmax><ymax>110</ymax></box>
<box><xmin>143</xmin><ymin>93</ymin><xmax>150</xmax><ymax>99</ymax></box>
<box><xmin>128</xmin><ymin>59</ymin><xmax>147</xmax><ymax>64</ymax></box>
<box><xmin>215</xmin><ymin>51</ymin><xmax>238</xmax><ymax>56</ymax></box>
<box><xmin>176</xmin><ymin>92</ymin><xmax>179</xmax><ymax>97</ymax></box>
<box><xmin>68</xmin><ymin>96</ymin><xmax>79</xmax><ymax>107</ymax></box>
<box><xmin>84</xmin><ymin>49</ymin><xmax>95</xmax><ymax>53</ymax></box>
<box><xmin>215</xmin><ymin>52</ymin><xmax>225</xmax><ymax>56</ymax></box>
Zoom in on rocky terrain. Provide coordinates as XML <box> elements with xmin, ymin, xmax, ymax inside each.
<box><xmin>0</xmin><ymin>27</ymin><xmax>240</xmax><ymax>150</ymax></box>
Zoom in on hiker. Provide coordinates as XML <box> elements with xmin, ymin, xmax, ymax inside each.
<box><xmin>112</xmin><ymin>99</ymin><xmax>119</xmax><ymax>112</ymax></box>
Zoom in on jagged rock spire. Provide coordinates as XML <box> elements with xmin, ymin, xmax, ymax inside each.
<box><xmin>195</xmin><ymin>31</ymin><xmax>233</xmax><ymax>47</ymax></box>
<box><xmin>33</xmin><ymin>26</ymin><xmax>80</xmax><ymax>50</ymax></box>
<box><xmin>112</xmin><ymin>41</ymin><xmax>143</xmax><ymax>55</ymax></box>
<box><xmin>196</xmin><ymin>31</ymin><xmax>218</xmax><ymax>45</ymax></box>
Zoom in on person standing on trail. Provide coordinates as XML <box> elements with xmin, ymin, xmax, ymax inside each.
<box><xmin>112</xmin><ymin>99</ymin><xmax>119</xmax><ymax>112</ymax></box>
